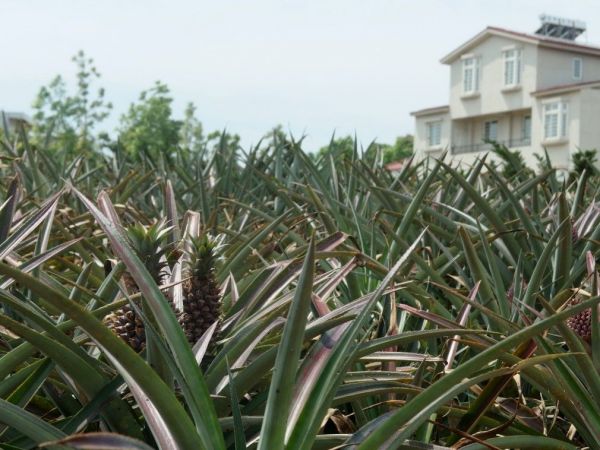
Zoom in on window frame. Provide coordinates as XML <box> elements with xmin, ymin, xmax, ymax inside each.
<box><xmin>542</xmin><ymin>99</ymin><xmax>568</xmax><ymax>141</ymax></box>
<box><xmin>503</xmin><ymin>47</ymin><xmax>522</xmax><ymax>87</ymax></box>
<box><xmin>461</xmin><ymin>54</ymin><xmax>479</xmax><ymax>95</ymax></box>
<box><xmin>484</xmin><ymin>120</ymin><xmax>498</xmax><ymax>142</ymax></box>
<box><xmin>425</xmin><ymin>120</ymin><xmax>442</xmax><ymax>148</ymax></box>
<box><xmin>522</xmin><ymin>115</ymin><xmax>531</xmax><ymax>142</ymax></box>
<box><xmin>573</xmin><ymin>57</ymin><xmax>583</xmax><ymax>80</ymax></box>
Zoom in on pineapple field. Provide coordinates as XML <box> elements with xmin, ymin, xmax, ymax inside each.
<box><xmin>2</xmin><ymin>113</ymin><xmax>600</xmax><ymax>450</ymax></box>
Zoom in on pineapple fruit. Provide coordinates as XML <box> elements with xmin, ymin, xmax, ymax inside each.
<box><xmin>176</xmin><ymin>235</ymin><xmax>222</xmax><ymax>348</ymax></box>
<box><xmin>566</xmin><ymin>297</ymin><xmax>592</xmax><ymax>344</ymax></box>
<box><xmin>104</xmin><ymin>221</ymin><xmax>170</xmax><ymax>352</ymax></box>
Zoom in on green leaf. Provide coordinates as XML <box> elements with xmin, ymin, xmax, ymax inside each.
<box><xmin>41</xmin><ymin>433</ymin><xmax>156</xmax><ymax>450</ymax></box>
<box><xmin>227</xmin><ymin>362</ymin><xmax>247</xmax><ymax>450</ymax></box>
<box><xmin>0</xmin><ymin>175</ymin><xmax>20</xmax><ymax>242</ymax></box>
<box><xmin>0</xmin><ymin>397</ymin><xmax>66</xmax><ymax>444</ymax></box>
<box><xmin>258</xmin><ymin>234</ymin><xmax>315</xmax><ymax>450</ymax></box>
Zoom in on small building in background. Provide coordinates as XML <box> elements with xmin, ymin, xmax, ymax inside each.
<box><xmin>1</xmin><ymin>112</ymin><xmax>33</xmax><ymax>135</ymax></box>
<box><xmin>412</xmin><ymin>15</ymin><xmax>600</xmax><ymax>174</ymax></box>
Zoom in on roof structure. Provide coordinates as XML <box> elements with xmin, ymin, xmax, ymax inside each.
<box><xmin>385</xmin><ymin>161</ymin><xmax>405</xmax><ymax>172</ymax></box>
<box><xmin>440</xmin><ymin>26</ymin><xmax>600</xmax><ymax>64</ymax></box>
<box><xmin>531</xmin><ymin>79</ymin><xmax>600</xmax><ymax>97</ymax></box>
<box><xmin>410</xmin><ymin>105</ymin><xmax>449</xmax><ymax>117</ymax></box>
<box><xmin>1</xmin><ymin>112</ymin><xmax>32</xmax><ymax>125</ymax></box>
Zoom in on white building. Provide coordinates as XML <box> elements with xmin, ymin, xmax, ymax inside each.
<box><xmin>412</xmin><ymin>16</ymin><xmax>600</xmax><ymax>173</ymax></box>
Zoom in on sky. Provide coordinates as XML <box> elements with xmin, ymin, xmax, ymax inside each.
<box><xmin>1</xmin><ymin>0</ymin><xmax>599</xmax><ymax>152</ymax></box>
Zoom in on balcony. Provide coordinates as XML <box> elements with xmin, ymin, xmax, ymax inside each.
<box><xmin>452</xmin><ymin>137</ymin><xmax>531</xmax><ymax>155</ymax></box>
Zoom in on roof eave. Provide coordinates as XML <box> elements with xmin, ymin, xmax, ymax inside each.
<box><xmin>532</xmin><ymin>81</ymin><xmax>600</xmax><ymax>97</ymax></box>
<box><xmin>537</xmin><ymin>41</ymin><xmax>600</xmax><ymax>57</ymax></box>
<box><xmin>410</xmin><ymin>106</ymin><xmax>450</xmax><ymax>117</ymax></box>
<box><xmin>440</xmin><ymin>27</ymin><xmax>539</xmax><ymax>64</ymax></box>
<box><xmin>440</xmin><ymin>28</ymin><xmax>489</xmax><ymax>64</ymax></box>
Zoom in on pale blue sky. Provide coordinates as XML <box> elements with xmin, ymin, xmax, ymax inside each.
<box><xmin>1</xmin><ymin>0</ymin><xmax>598</xmax><ymax>151</ymax></box>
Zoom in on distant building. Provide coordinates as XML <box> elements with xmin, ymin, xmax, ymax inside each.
<box><xmin>412</xmin><ymin>15</ymin><xmax>600</xmax><ymax>173</ymax></box>
<box><xmin>1</xmin><ymin>112</ymin><xmax>33</xmax><ymax>135</ymax></box>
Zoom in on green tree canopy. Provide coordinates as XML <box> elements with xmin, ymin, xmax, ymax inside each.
<box><xmin>316</xmin><ymin>134</ymin><xmax>413</xmax><ymax>164</ymax></box>
<box><xmin>571</xmin><ymin>149</ymin><xmax>599</xmax><ymax>179</ymax></box>
<box><xmin>378</xmin><ymin>134</ymin><xmax>413</xmax><ymax>164</ymax></box>
<box><xmin>31</xmin><ymin>50</ymin><xmax>112</xmax><ymax>155</ymax></box>
<box><xmin>179</xmin><ymin>102</ymin><xmax>205</xmax><ymax>154</ymax></box>
<box><xmin>119</xmin><ymin>81</ymin><xmax>181</xmax><ymax>161</ymax></box>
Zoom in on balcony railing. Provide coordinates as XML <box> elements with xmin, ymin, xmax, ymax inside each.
<box><xmin>452</xmin><ymin>137</ymin><xmax>531</xmax><ymax>155</ymax></box>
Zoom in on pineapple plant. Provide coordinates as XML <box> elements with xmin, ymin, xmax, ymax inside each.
<box><xmin>11</xmin><ymin>70</ymin><xmax>600</xmax><ymax>449</ymax></box>
<box><xmin>175</xmin><ymin>234</ymin><xmax>223</xmax><ymax>349</ymax></box>
<box><xmin>104</xmin><ymin>221</ymin><xmax>171</xmax><ymax>352</ymax></box>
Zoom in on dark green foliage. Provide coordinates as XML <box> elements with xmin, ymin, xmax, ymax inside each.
<box><xmin>572</xmin><ymin>149</ymin><xmax>599</xmax><ymax>178</ymax></box>
<box><xmin>316</xmin><ymin>134</ymin><xmax>413</xmax><ymax>163</ymax></box>
<box><xmin>379</xmin><ymin>134</ymin><xmax>414</xmax><ymax>163</ymax></box>
<box><xmin>488</xmin><ymin>139</ymin><xmax>534</xmax><ymax>180</ymax></box>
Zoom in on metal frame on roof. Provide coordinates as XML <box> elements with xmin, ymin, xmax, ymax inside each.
<box><xmin>535</xmin><ymin>14</ymin><xmax>586</xmax><ymax>41</ymax></box>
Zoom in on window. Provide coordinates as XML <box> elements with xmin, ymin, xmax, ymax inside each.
<box><xmin>543</xmin><ymin>101</ymin><xmax>568</xmax><ymax>140</ymax></box>
<box><xmin>426</xmin><ymin>121</ymin><xmax>442</xmax><ymax>147</ymax></box>
<box><xmin>462</xmin><ymin>56</ymin><xmax>479</xmax><ymax>94</ymax></box>
<box><xmin>573</xmin><ymin>58</ymin><xmax>583</xmax><ymax>80</ymax></box>
<box><xmin>522</xmin><ymin>116</ymin><xmax>531</xmax><ymax>142</ymax></box>
<box><xmin>503</xmin><ymin>49</ymin><xmax>522</xmax><ymax>86</ymax></box>
<box><xmin>484</xmin><ymin>120</ymin><xmax>498</xmax><ymax>141</ymax></box>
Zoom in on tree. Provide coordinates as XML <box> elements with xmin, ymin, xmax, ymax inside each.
<box><xmin>316</xmin><ymin>134</ymin><xmax>413</xmax><ymax>164</ymax></box>
<box><xmin>119</xmin><ymin>82</ymin><xmax>181</xmax><ymax>161</ymax></box>
<box><xmin>179</xmin><ymin>102</ymin><xmax>205</xmax><ymax>154</ymax></box>
<box><xmin>571</xmin><ymin>149</ymin><xmax>599</xmax><ymax>179</ymax></box>
<box><xmin>317</xmin><ymin>135</ymin><xmax>356</xmax><ymax>161</ymax></box>
<box><xmin>488</xmin><ymin>140</ymin><xmax>533</xmax><ymax>180</ymax></box>
<box><xmin>379</xmin><ymin>134</ymin><xmax>413</xmax><ymax>164</ymax></box>
<box><xmin>31</xmin><ymin>50</ymin><xmax>112</xmax><ymax>154</ymax></box>
<box><xmin>206</xmin><ymin>129</ymin><xmax>241</xmax><ymax>153</ymax></box>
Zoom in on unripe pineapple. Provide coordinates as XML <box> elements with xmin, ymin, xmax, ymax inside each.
<box><xmin>177</xmin><ymin>235</ymin><xmax>222</xmax><ymax>348</ymax></box>
<box><xmin>104</xmin><ymin>221</ymin><xmax>170</xmax><ymax>352</ymax></box>
<box><xmin>104</xmin><ymin>305</ymin><xmax>147</xmax><ymax>353</ymax></box>
<box><xmin>566</xmin><ymin>297</ymin><xmax>592</xmax><ymax>343</ymax></box>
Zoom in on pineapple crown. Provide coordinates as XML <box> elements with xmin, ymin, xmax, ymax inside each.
<box><xmin>126</xmin><ymin>220</ymin><xmax>172</xmax><ymax>282</ymax></box>
<box><xmin>185</xmin><ymin>234</ymin><xmax>223</xmax><ymax>277</ymax></box>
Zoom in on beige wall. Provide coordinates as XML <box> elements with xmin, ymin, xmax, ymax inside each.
<box><xmin>413</xmin><ymin>111</ymin><xmax>451</xmax><ymax>160</ymax></box>
<box><xmin>448</xmin><ymin>146</ymin><xmax>538</xmax><ymax>170</ymax></box>
<box><xmin>578</xmin><ymin>88</ymin><xmax>600</xmax><ymax>155</ymax></box>
<box><xmin>450</xmin><ymin>120</ymin><xmax>472</xmax><ymax>148</ymax></box>
<box><xmin>530</xmin><ymin>90</ymin><xmax>580</xmax><ymax>172</ymax></box>
<box><xmin>449</xmin><ymin>36</ymin><xmax>537</xmax><ymax>119</ymax></box>
<box><xmin>450</xmin><ymin>109</ymin><xmax>530</xmax><ymax>148</ymax></box>
<box><xmin>536</xmin><ymin>48</ymin><xmax>600</xmax><ymax>90</ymax></box>
<box><xmin>449</xmin><ymin>110</ymin><xmax>538</xmax><ymax>168</ymax></box>
<box><xmin>509</xmin><ymin>110</ymin><xmax>531</xmax><ymax>142</ymax></box>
